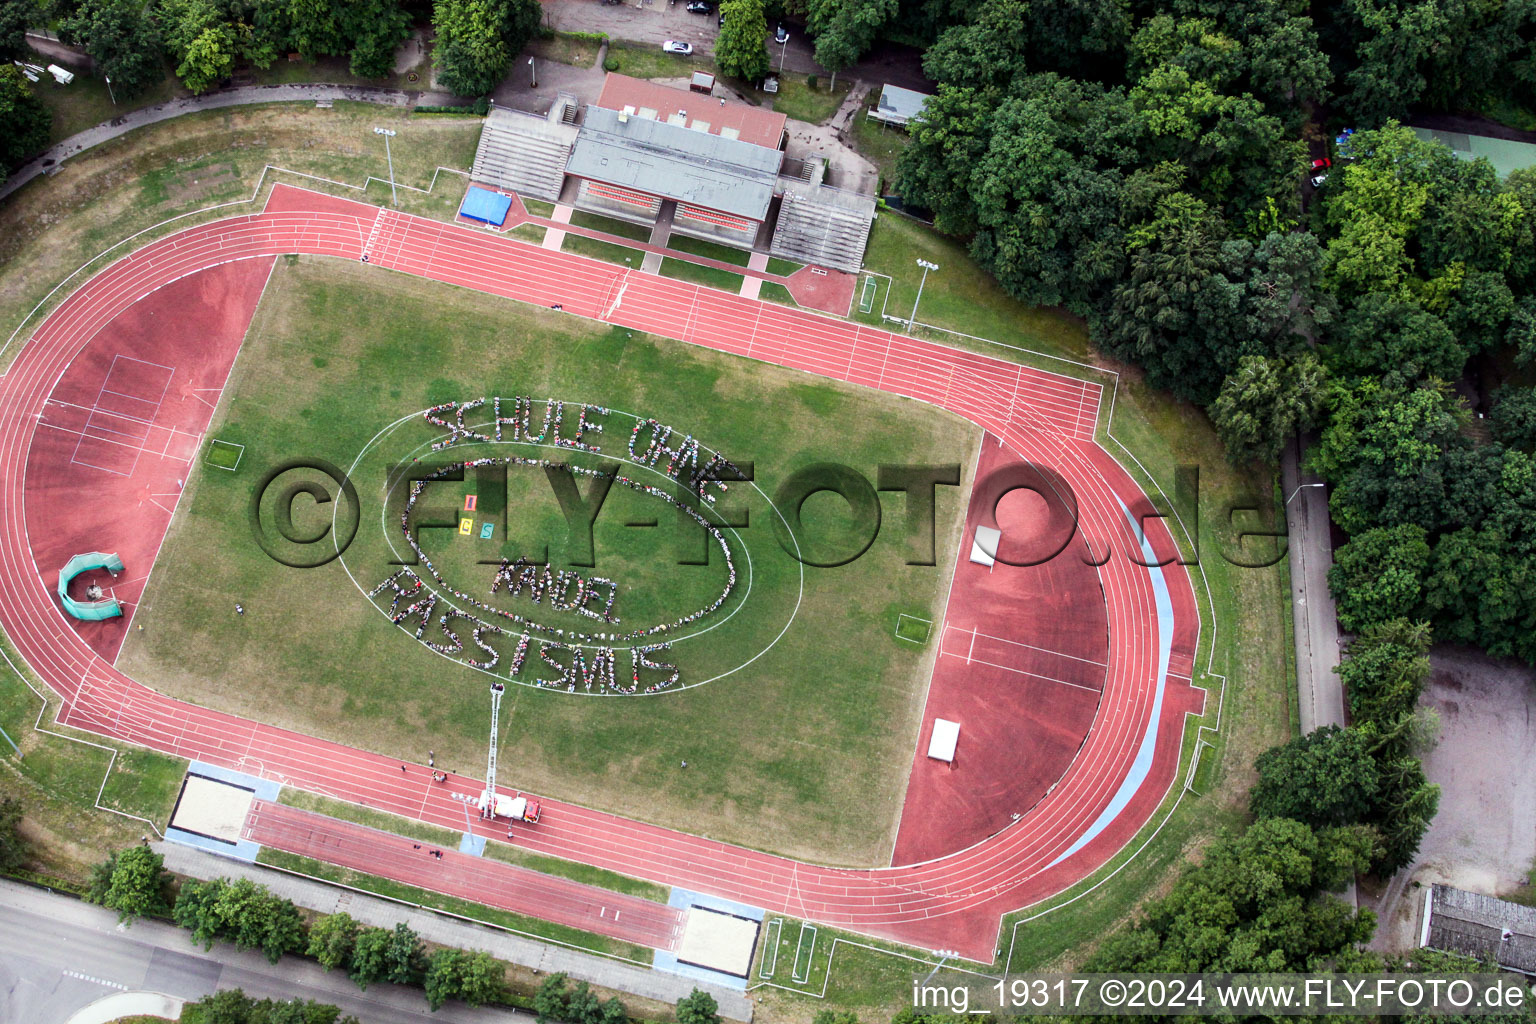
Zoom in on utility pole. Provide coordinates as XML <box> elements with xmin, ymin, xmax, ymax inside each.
<box><xmin>529</xmin><ymin>56</ymin><xmax>537</xmax><ymax>88</ymax></box>
<box><xmin>373</xmin><ymin>126</ymin><xmax>398</xmax><ymax>206</ymax></box>
<box><xmin>910</xmin><ymin>258</ymin><xmax>939</xmax><ymax>330</ymax></box>
<box><xmin>104</xmin><ymin>73</ymin><xmax>115</xmax><ymax>106</ymax></box>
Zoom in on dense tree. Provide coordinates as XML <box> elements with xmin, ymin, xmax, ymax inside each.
<box><xmin>1327</xmin><ymin>293</ymin><xmax>1464</xmax><ymax>382</ymax></box>
<box><xmin>806</xmin><ymin>0</ymin><xmax>897</xmax><ymax>80</ymax></box>
<box><xmin>1250</xmin><ymin>725</ymin><xmax>1381</xmax><ymax>829</ymax></box>
<box><xmin>1338</xmin><ymin>618</ymin><xmax>1432</xmax><ymax>729</ymax></box>
<box><xmin>305</xmin><ymin>912</ymin><xmax>359</xmax><ymax>972</ymax></box>
<box><xmin>534</xmin><ymin>971</ymin><xmax>573</xmax><ymax>1024</ymax></box>
<box><xmin>1329</xmin><ymin>524</ymin><xmax>1431</xmax><ymax>632</ymax></box>
<box><xmin>1311</xmin><ymin>378</ymin><xmax>1470</xmax><ymax>536</ymax></box>
<box><xmin>181</xmin><ymin>988</ymin><xmax>359</xmax><ymax>1024</ymax></box>
<box><xmin>176</xmin><ymin>21</ymin><xmax>237</xmax><ymax>93</ymax></box>
<box><xmin>348</xmin><ymin>922</ymin><xmax>423</xmax><ymax>989</ymax></box>
<box><xmin>88</xmin><ymin>846</ymin><xmax>171</xmax><ymax>924</ymax></box>
<box><xmin>0</xmin><ymin>63</ymin><xmax>49</xmax><ymax>178</ymax></box>
<box><xmin>1490</xmin><ymin>387</ymin><xmax>1536</xmax><ymax>452</ymax></box>
<box><xmin>676</xmin><ymin>988</ymin><xmax>722</xmax><ymax>1024</ymax></box>
<box><xmin>59</xmin><ymin>0</ymin><xmax>164</xmax><ymax>99</ymax></box>
<box><xmin>431</xmin><ymin>0</ymin><xmax>538</xmax><ymax>97</ymax></box>
<box><xmin>1210</xmin><ymin>351</ymin><xmax>1326</xmax><ymax>465</ymax></box>
<box><xmin>0</xmin><ymin>797</ymin><xmax>25</xmax><ymax>874</ymax></box>
<box><xmin>0</xmin><ymin>0</ymin><xmax>31</xmax><ymax>61</ymax></box>
<box><xmin>1088</xmin><ymin>817</ymin><xmax>1376</xmax><ymax>972</ymax></box>
<box><xmin>715</xmin><ymin>0</ymin><xmax>770</xmax><ymax>83</ymax></box>
<box><xmin>422</xmin><ymin>948</ymin><xmax>505</xmax><ymax>1010</ymax></box>
<box><xmin>172</xmin><ymin>876</ymin><xmax>306</xmax><ymax>963</ymax></box>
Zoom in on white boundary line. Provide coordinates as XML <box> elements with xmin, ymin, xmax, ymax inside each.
<box><xmin>205</xmin><ymin>439</ymin><xmax>245</xmax><ymax>472</ymax></box>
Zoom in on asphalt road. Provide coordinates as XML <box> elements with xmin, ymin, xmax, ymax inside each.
<box><xmin>0</xmin><ymin>880</ymin><xmax>525</xmax><ymax>1024</ymax></box>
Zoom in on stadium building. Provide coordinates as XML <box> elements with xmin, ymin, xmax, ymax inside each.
<box><xmin>469</xmin><ymin>73</ymin><xmax>876</xmax><ymax>273</ymax></box>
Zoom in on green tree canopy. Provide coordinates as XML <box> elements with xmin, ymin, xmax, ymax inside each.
<box><xmin>88</xmin><ymin>845</ymin><xmax>172</xmax><ymax>925</ymax></box>
<box><xmin>0</xmin><ymin>63</ymin><xmax>50</xmax><ymax>177</ymax></box>
<box><xmin>60</xmin><ymin>0</ymin><xmax>164</xmax><ymax>98</ymax></box>
<box><xmin>432</xmin><ymin>0</ymin><xmax>539</xmax><ymax>97</ymax></box>
<box><xmin>716</xmin><ymin>0</ymin><xmax>770</xmax><ymax>83</ymax></box>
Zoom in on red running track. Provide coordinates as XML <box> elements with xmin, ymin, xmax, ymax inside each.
<box><xmin>243</xmin><ymin>800</ymin><xmax>686</xmax><ymax>951</ymax></box>
<box><xmin>0</xmin><ymin>183</ymin><xmax>1203</xmax><ymax>961</ymax></box>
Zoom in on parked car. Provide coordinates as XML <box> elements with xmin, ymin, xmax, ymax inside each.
<box><xmin>686</xmin><ymin>1</ymin><xmax>711</xmax><ymax>12</ymax></box>
<box><xmin>663</xmin><ymin>40</ymin><xmax>694</xmax><ymax>55</ymax></box>
<box><xmin>718</xmin><ymin>8</ymin><xmax>725</xmax><ymax>25</ymax></box>
<box><xmin>1311</xmin><ymin>157</ymin><xmax>1332</xmax><ymax>170</ymax></box>
<box><xmin>774</xmin><ymin>22</ymin><xmax>789</xmax><ymax>42</ymax></box>
<box><xmin>1310</xmin><ymin>172</ymin><xmax>1329</xmax><ymax>189</ymax></box>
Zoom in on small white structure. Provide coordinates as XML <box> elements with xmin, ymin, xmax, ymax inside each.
<box><xmin>47</xmin><ymin>63</ymin><xmax>75</xmax><ymax>85</ymax></box>
<box><xmin>970</xmin><ymin>524</ymin><xmax>1000</xmax><ymax>566</ymax></box>
<box><xmin>12</xmin><ymin>61</ymin><xmax>41</xmax><ymax>83</ymax></box>
<box><xmin>927</xmin><ymin>718</ymin><xmax>960</xmax><ymax>763</ymax></box>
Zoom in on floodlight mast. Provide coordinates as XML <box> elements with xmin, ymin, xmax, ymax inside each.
<box><xmin>481</xmin><ymin>682</ymin><xmax>505</xmax><ymax>816</ymax></box>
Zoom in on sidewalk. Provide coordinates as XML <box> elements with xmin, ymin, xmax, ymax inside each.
<box><xmin>0</xmin><ymin>83</ymin><xmax>463</xmax><ymax>204</ymax></box>
<box><xmin>156</xmin><ymin>843</ymin><xmax>754</xmax><ymax>1021</ymax></box>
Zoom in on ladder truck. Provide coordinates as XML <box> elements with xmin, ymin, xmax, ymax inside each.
<box><xmin>477</xmin><ymin>683</ymin><xmax>541</xmax><ymax>823</ymax></box>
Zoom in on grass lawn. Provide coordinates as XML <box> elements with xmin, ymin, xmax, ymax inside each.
<box><xmin>118</xmin><ymin>256</ymin><xmax>979</xmax><ymax>866</ymax></box>
<box><xmin>758</xmin><ymin>281</ymin><xmax>797</xmax><ymax>306</ymax></box>
<box><xmin>765</xmin><ymin>256</ymin><xmax>802</xmax><ymax>276</ymax></box>
<box><xmin>569</xmin><ymin>209</ymin><xmax>653</xmax><ymax>242</ymax></box>
<box><xmin>658</xmin><ymin>256</ymin><xmax>743</xmax><ymax>291</ymax></box>
<box><xmin>528</xmin><ymin>31</ymin><xmax>606</xmax><ymax>68</ymax></box>
<box><xmin>0</xmin><ymin>642</ymin><xmax>186</xmax><ymax>889</ymax></box>
<box><xmin>850</xmin><ymin>113</ymin><xmax>910</xmax><ymax>193</ymax></box>
<box><xmin>854</xmin><ymin>210</ymin><xmax>1093</xmax><ymax>365</ymax></box>
<box><xmin>561</xmin><ymin>233</ymin><xmax>643</xmax><ymax>266</ymax></box>
<box><xmin>603</xmin><ymin>43</ymin><xmax>707</xmax><ymax>80</ymax></box>
<box><xmin>29</xmin><ymin>66</ymin><xmax>185</xmax><ymax>145</ymax></box>
<box><xmin>0</xmin><ymin>101</ymin><xmax>482</xmax><ymax>374</ymax></box>
<box><xmin>507</xmin><ymin>223</ymin><xmax>547</xmax><ymax>244</ymax></box>
<box><xmin>771</xmin><ymin>74</ymin><xmax>850</xmax><ymax>125</ymax></box>
<box><xmin>204</xmin><ymin>439</ymin><xmax>244</xmax><ymax>469</ymax></box>
<box><xmin>665</xmin><ymin>234</ymin><xmax>750</xmax><ymax>267</ymax></box>
<box><xmin>522</xmin><ymin>198</ymin><xmax>557</xmax><ymax>218</ymax></box>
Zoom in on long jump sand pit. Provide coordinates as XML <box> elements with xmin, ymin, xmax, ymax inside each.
<box><xmin>675</xmin><ymin>907</ymin><xmax>762</xmax><ymax>978</ymax></box>
<box><xmin>170</xmin><ymin>773</ymin><xmax>256</xmax><ymax>843</ymax></box>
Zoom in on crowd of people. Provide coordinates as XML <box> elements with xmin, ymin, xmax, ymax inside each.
<box><xmin>425</xmin><ymin>397</ymin><xmax>611</xmax><ymax>454</ymax></box>
<box><xmin>358</xmin><ymin>403</ymin><xmax>757</xmax><ymax>695</ymax></box>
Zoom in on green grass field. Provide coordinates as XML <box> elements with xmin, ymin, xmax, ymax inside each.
<box><xmin>119</xmin><ymin>256</ymin><xmax>978</xmax><ymax>866</ymax></box>
<box><xmin>561</xmin><ymin>233</ymin><xmax>643</xmax><ymax>266</ymax></box>
<box><xmin>658</xmin><ymin>256</ymin><xmax>743</xmax><ymax>291</ymax></box>
<box><xmin>771</xmin><ymin>75</ymin><xmax>851</xmax><ymax>125</ymax></box>
<box><xmin>665</xmin><ymin>234</ymin><xmax>751</xmax><ymax>267</ymax></box>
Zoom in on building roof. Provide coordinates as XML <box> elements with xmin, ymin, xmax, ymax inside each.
<box><xmin>872</xmin><ymin>84</ymin><xmax>932</xmax><ymax>126</ymax></box>
<box><xmin>597</xmin><ymin>72</ymin><xmax>786</xmax><ymax>150</ymax></box>
<box><xmin>471</xmin><ymin>106</ymin><xmax>578</xmax><ymax>201</ymax></box>
<box><xmin>568</xmin><ymin>105</ymin><xmax>781</xmax><ymax>221</ymax></box>
<box><xmin>1410</xmin><ymin>126</ymin><xmax>1536</xmax><ymax>179</ymax></box>
<box><xmin>1425</xmin><ymin>884</ymin><xmax>1536</xmax><ymax>974</ymax></box>
<box><xmin>768</xmin><ymin>181</ymin><xmax>877</xmax><ymax>273</ymax></box>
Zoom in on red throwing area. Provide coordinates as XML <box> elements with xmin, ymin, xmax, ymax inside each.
<box><xmin>0</xmin><ymin>184</ymin><xmax>1208</xmax><ymax>961</ymax></box>
<box><xmin>244</xmin><ymin>800</ymin><xmax>685</xmax><ymax>950</ymax></box>
<box><xmin>892</xmin><ymin>434</ymin><xmax>1109</xmax><ymax>866</ymax></box>
<box><xmin>24</xmin><ymin>259</ymin><xmax>274</xmax><ymax>661</ymax></box>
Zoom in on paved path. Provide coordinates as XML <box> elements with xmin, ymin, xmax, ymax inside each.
<box><xmin>156</xmin><ymin>844</ymin><xmax>753</xmax><ymax>1019</ymax></box>
<box><xmin>0</xmin><ymin>83</ymin><xmax>464</xmax><ymax>204</ymax></box>
<box><xmin>0</xmin><ymin>878</ymin><xmax>526</xmax><ymax>1024</ymax></box>
<box><xmin>1280</xmin><ymin>434</ymin><xmax>1343</xmax><ymax>733</ymax></box>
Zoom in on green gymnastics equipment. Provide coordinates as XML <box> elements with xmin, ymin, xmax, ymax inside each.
<box><xmin>58</xmin><ymin>552</ymin><xmax>125</xmax><ymax>621</ymax></box>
